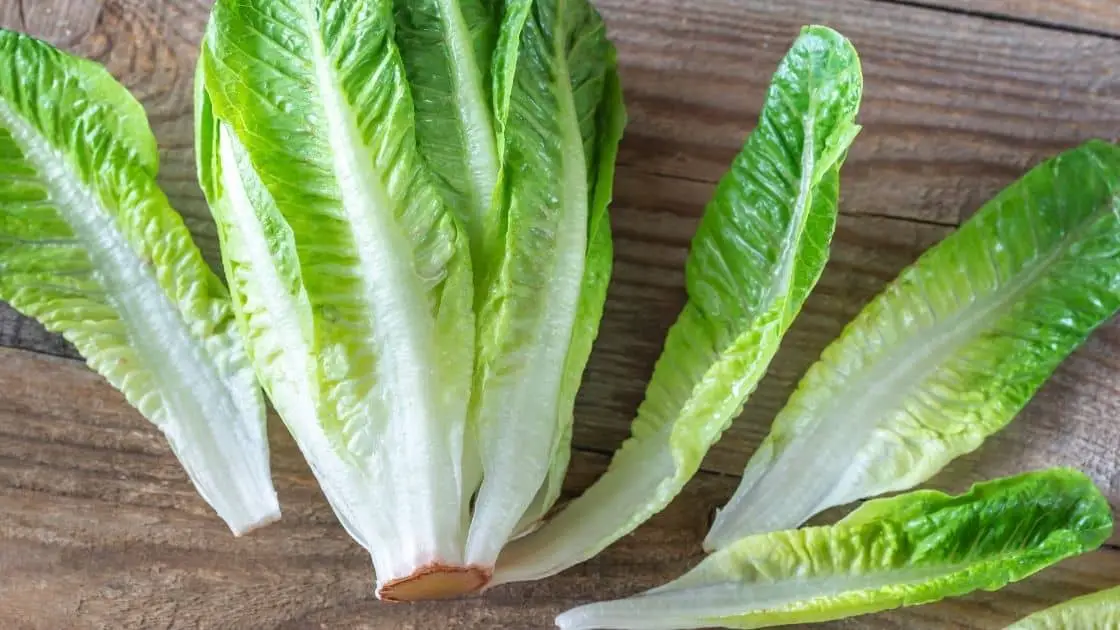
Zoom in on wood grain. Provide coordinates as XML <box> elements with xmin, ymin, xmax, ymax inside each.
<box><xmin>1</xmin><ymin>348</ymin><xmax>1118</xmax><ymax>630</ymax></box>
<box><xmin>910</xmin><ymin>0</ymin><xmax>1120</xmax><ymax>36</ymax></box>
<box><xmin>602</xmin><ymin>0</ymin><xmax>1120</xmax><ymax>219</ymax></box>
<box><xmin>1</xmin><ymin>0</ymin><xmax>1119</xmax><ymax>628</ymax></box>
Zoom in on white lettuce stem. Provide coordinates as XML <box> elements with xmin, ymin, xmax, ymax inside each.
<box><xmin>465</xmin><ymin>14</ymin><xmax>591</xmax><ymax>569</ymax></box>
<box><xmin>162</xmin><ymin>409</ymin><xmax>279</xmax><ymax>535</ymax></box>
<box><xmin>0</xmin><ymin>98</ymin><xmax>278</xmax><ymax>534</ymax></box>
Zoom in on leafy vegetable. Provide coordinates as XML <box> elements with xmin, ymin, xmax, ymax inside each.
<box><xmin>1006</xmin><ymin>585</ymin><xmax>1120</xmax><ymax>629</ymax></box>
<box><xmin>465</xmin><ymin>0</ymin><xmax>625</xmax><ymax>568</ymax></box>
<box><xmin>494</xmin><ymin>25</ymin><xmax>863</xmax><ymax>585</ymax></box>
<box><xmin>705</xmin><ymin>139</ymin><xmax>1120</xmax><ymax>550</ymax></box>
<box><xmin>197</xmin><ymin>0</ymin><xmax>624</xmax><ymax>597</ymax></box>
<box><xmin>392</xmin><ymin>0</ymin><xmax>500</xmax><ymax>255</ymax></box>
<box><xmin>557</xmin><ymin>469</ymin><xmax>1112</xmax><ymax>630</ymax></box>
<box><xmin>198</xmin><ymin>0</ymin><xmax>476</xmax><ymax>596</ymax></box>
<box><xmin>0</xmin><ymin>28</ymin><xmax>277</xmax><ymax>533</ymax></box>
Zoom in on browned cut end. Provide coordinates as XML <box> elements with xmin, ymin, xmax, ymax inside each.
<box><xmin>378</xmin><ymin>564</ymin><xmax>492</xmax><ymax>602</ymax></box>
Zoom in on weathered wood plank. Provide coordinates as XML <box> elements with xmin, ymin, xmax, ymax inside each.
<box><xmin>0</xmin><ymin>347</ymin><xmax>1116</xmax><ymax>630</ymax></box>
<box><xmin>0</xmin><ymin>308</ymin><xmax>74</xmax><ymax>358</ymax></box>
<box><xmin>908</xmin><ymin>0</ymin><xmax>1120</xmax><ymax>36</ymax></box>
<box><xmin>11</xmin><ymin>0</ymin><xmax>102</xmax><ymax>43</ymax></box>
<box><xmin>0</xmin><ymin>4</ymin><xmax>20</xmax><ymax>32</ymax></box>
<box><xmin>602</xmin><ymin>0</ymin><xmax>1120</xmax><ymax>221</ymax></box>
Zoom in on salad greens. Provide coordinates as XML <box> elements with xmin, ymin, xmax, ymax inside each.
<box><xmin>198</xmin><ymin>0</ymin><xmax>477</xmax><ymax>595</ymax></box>
<box><xmin>3</xmin><ymin>1</ymin><xmax>1117</xmax><ymax>621</ymax></box>
<box><xmin>197</xmin><ymin>0</ymin><xmax>623</xmax><ymax>597</ymax></box>
<box><xmin>393</xmin><ymin>0</ymin><xmax>500</xmax><ymax>254</ymax></box>
<box><xmin>494</xmin><ymin>25</ymin><xmax>863</xmax><ymax>585</ymax></box>
<box><xmin>0</xmin><ymin>28</ymin><xmax>278</xmax><ymax>534</ymax></box>
<box><xmin>557</xmin><ymin>469</ymin><xmax>1113</xmax><ymax>630</ymax></box>
<box><xmin>1006</xmin><ymin>585</ymin><xmax>1120</xmax><ymax>629</ymax></box>
<box><xmin>706</xmin><ymin>139</ymin><xmax>1120</xmax><ymax>550</ymax></box>
<box><xmin>465</xmin><ymin>0</ymin><xmax>625</xmax><ymax>568</ymax></box>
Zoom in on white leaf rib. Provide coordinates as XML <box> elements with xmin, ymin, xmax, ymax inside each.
<box><xmin>299</xmin><ymin>7</ymin><xmax>465</xmax><ymax>581</ymax></box>
<box><xmin>466</xmin><ymin>22</ymin><xmax>591</xmax><ymax>567</ymax></box>
<box><xmin>706</xmin><ymin>203</ymin><xmax>1108</xmax><ymax>548</ymax></box>
<box><xmin>0</xmin><ymin>99</ymin><xmax>277</xmax><ymax>534</ymax></box>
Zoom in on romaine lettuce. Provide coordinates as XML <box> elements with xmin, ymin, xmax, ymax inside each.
<box><xmin>466</xmin><ymin>0</ymin><xmax>625</xmax><ymax>568</ymax></box>
<box><xmin>1006</xmin><ymin>585</ymin><xmax>1120</xmax><ymax>629</ymax></box>
<box><xmin>494</xmin><ymin>25</ymin><xmax>863</xmax><ymax>585</ymax></box>
<box><xmin>0</xmin><ymin>28</ymin><xmax>277</xmax><ymax>534</ymax></box>
<box><xmin>706</xmin><ymin>139</ymin><xmax>1120</xmax><ymax>550</ymax></box>
<box><xmin>393</xmin><ymin>0</ymin><xmax>500</xmax><ymax>255</ymax></box>
<box><xmin>198</xmin><ymin>0</ymin><xmax>477</xmax><ymax>597</ymax></box>
<box><xmin>557</xmin><ymin>469</ymin><xmax>1112</xmax><ymax>630</ymax></box>
<box><xmin>196</xmin><ymin>0</ymin><xmax>624</xmax><ymax>598</ymax></box>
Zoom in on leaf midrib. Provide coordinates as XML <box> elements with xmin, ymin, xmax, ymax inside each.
<box><xmin>297</xmin><ymin>4</ymin><xmax>469</xmax><ymax>573</ymax></box>
<box><xmin>0</xmin><ymin>98</ymin><xmax>242</xmax><ymax>437</ymax></box>
<box><xmin>218</xmin><ymin>126</ymin><xmax>316</xmax><ymax>422</ymax></box>
<box><xmin>659</xmin><ymin>72</ymin><xmax>828</xmax><ymax>456</ymax></box>
<box><xmin>731</xmin><ymin>190</ymin><xmax>1116</xmax><ymax>538</ymax></box>
<box><xmin>466</xmin><ymin>2</ymin><xmax>593</xmax><ymax>566</ymax></box>
<box><xmin>561</xmin><ymin>558</ymin><xmax>999</xmax><ymax>630</ymax></box>
<box><xmin>302</xmin><ymin>7</ymin><xmax>437</xmax><ymax>433</ymax></box>
<box><xmin>0</xmin><ymin>97</ymin><xmax>273</xmax><ymax>531</ymax></box>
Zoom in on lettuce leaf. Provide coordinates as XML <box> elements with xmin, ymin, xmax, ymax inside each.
<box><xmin>0</xmin><ymin>28</ymin><xmax>277</xmax><ymax>534</ymax></box>
<box><xmin>493</xmin><ymin>25</ymin><xmax>862</xmax><ymax>584</ymax></box>
<box><xmin>198</xmin><ymin>0</ymin><xmax>476</xmax><ymax>592</ymax></box>
<box><xmin>558</xmin><ymin>469</ymin><xmax>1112</xmax><ymax>630</ymax></box>
<box><xmin>1007</xmin><ymin>585</ymin><xmax>1120</xmax><ymax>629</ymax></box>
<box><xmin>199</xmin><ymin>0</ymin><xmax>627</xmax><ymax>595</ymax></box>
<box><xmin>513</xmin><ymin>63</ymin><xmax>625</xmax><ymax>540</ymax></box>
<box><xmin>706</xmin><ymin>139</ymin><xmax>1120</xmax><ymax>550</ymax></box>
<box><xmin>464</xmin><ymin>0</ymin><xmax>625</xmax><ymax>568</ymax></box>
<box><xmin>392</xmin><ymin>0</ymin><xmax>500</xmax><ymax>254</ymax></box>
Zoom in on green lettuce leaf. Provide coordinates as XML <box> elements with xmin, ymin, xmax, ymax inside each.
<box><xmin>493</xmin><ymin>25</ymin><xmax>863</xmax><ymax>584</ymax></box>
<box><xmin>0</xmin><ymin>28</ymin><xmax>277</xmax><ymax>533</ymax></box>
<box><xmin>1006</xmin><ymin>585</ymin><xmax>1120</xmax><ymax>629</ymax></box>
<box><xmin>198</xmin><ymin>0</ymin><xmax>475</xmax><ymax>591</ymax></box>
<box><xmin>706</xmin><ymin>139</ymin><xmax>1120</xmax><ymax>550</ymax></box>
<box><xmin>464</xmin><ymin>0</ymin><xmax>625</xmax><ymax>567</ymax></box>
<box><xmin>392</xmin><ymin>0</ymin><xmax>499</xmax><ymax>255</ymax></box>
<box><xmin>557</xmin><ymin>469</ymin><xmax>1113</xmax><ymax>630</ymax></box>
<box><xmin>511</xmin><ymin>64</ymin><xmax>626</xmax><ymax>541</ymax></box>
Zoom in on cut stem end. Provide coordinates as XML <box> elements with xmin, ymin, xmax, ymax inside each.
<box><xmin>378</xmin><ymin>563</ymin><xmax>492</xmax><ymax>602</ymax></box>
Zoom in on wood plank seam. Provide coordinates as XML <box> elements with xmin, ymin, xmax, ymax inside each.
<box><xmin>616</xmin><ymin>164</ymin><xmax>962</xmax><ymax>229</ymax></box>
<box><xmin>867</xmin><ymin>0</ymin><xmax>1120</xmax><ymax>40</ymax></box>
<box><xmin>844</xmin><ymin>209</ymin><xmax>958</xmax><ymax>228</ymax></box>
<box><xmin>14</xmin><ymin>0</ymin><xmax>27</xmax><ymax>32</ymax></box>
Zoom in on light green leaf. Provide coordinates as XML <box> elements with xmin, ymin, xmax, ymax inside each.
<box><xmin>392</xmin><ymin>0</ymin><xmax>499</xmax><ymax>254</ymax></box>
<box><xmin>706</xmin><ymin>139</ymin><xmax>1120</xmax><ymax>550</ymax></box>
<box><xmin>514</xmin><ymin>65</ymin><xmax>626</xmax><ymax>538</ymax></box>
<box><xmin>0</xmin><ymin>28</ymin><xmax>277</xmax><ymax>534</ymax></box>
<box><xmin>493</xmin><ymin>25</ymin><xmax>863</xmax><ymax>584</ymax></box>
<box><xmin>465</xmin><ymin>0</ymin><xmax>624</xmax><ymax>567</ymax></box>
<box><xmin>1007</xmin><ymin>585</ymin><xmax>1120</xmax><ymax>629</ymax></box>
<box><xmin>199</xmin><ymin>0</ymin><xmax>475</xmax><ymax>590</ymax></box>
<box><xmin>557</xmin><ymin>469</ymin><xmax>1113</xmax><ymax>630</ymax></box>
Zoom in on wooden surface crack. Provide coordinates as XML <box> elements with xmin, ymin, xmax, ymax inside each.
<box><xmin>866</xmin><ymin>0</ymin><xmax>1120</xmax><ymax>40</ymax></box>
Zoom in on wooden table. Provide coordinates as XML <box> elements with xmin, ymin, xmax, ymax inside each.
<box><xmin>1</xmin><ymin>0</ymin><xmax>1118</xmax><ymax>628</ymax></box>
